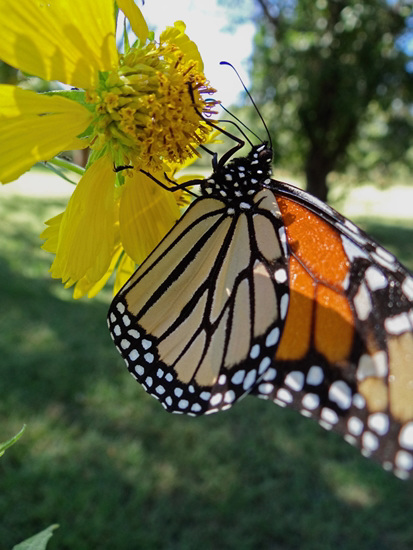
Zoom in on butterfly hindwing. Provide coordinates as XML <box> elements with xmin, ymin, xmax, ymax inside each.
<box><xmin>108</xmin><ymin>173</ymin><xmax>290</xmax><ymax>415</ymax></box>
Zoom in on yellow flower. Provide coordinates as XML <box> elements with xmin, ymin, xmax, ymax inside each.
<box><xmin>0</xmin><ymin>0</ymin><xmax>218</xmax><ymax>297</ymax></box>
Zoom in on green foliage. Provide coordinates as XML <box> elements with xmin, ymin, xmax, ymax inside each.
<box><xmin>222</xmin><ymin>0</ymin><xmax>412</xmax><ymax>199</ymax></box>
<box><xmin>0</xmin><ymin>186</ymin><xmax>412</xmax><ymax>549</ymax></box>
<box><xmin>0</xmin><ymin>425</ymin><xmax>26</xmax><ymax>458</ymax></box>
<box><xmin>13</xmin><ymin>525</ymin><xmax>58</xmax><ymax>550</ymax></box>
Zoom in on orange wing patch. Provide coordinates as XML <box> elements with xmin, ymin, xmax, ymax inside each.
<box><xmin>276</xmin><ymin>196</ymin><xmax>354</xmax><ymax>364</ymax></box>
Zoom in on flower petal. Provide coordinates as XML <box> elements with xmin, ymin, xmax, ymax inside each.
<box><xmin>117</xmin><ymin>0</ymin><xmax>149</xmax><ymax>44</ymax></box>
<box><xmin>0</xmin><ymin>85</ymin><xmax>93</xmax><ymax>183</ymax></box>
<box><xmin>50</xmin><ymin>153</ymin><xmax>116</xmax><ymax>284</ymax></box>
<box><xmin>160</xmin><ymin>21</ymin><xmax>204</xmax><ymax>71</ymax></box>
<box><xmin>0</xmin><ymin>0</ymin><xmax>118</xmax><ymax>89</ymax></box>
<box><xmin>119</xmin><ymin>171</ymin><xmax>180</xmax><ymax>264</ymax></box>
<box><xmin>114</xmin><ymin>252</ymin><xmax>136</xmax><ymax>295</ymax></box>
<box><xmin>40</xmin><ymin>212</ymin><xmax>64</xmax><ymax>254</ymax></box>
<box><xmin>72</xmin><ymin>245</ymin><xmax>123</xmax><ymax>299</ymax></box>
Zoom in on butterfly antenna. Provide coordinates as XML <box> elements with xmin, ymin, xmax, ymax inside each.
<box><xmin>219</xmin><ymin>103</ymin><xmax>262</xmax><ymax>144</ymax></box>
<box><xmin>220</xmin><ymin>61</ymin><xmax>273</xmax><ymax>150</ymax></box>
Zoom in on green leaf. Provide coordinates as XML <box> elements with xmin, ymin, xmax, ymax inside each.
<box><xmin>0</xmin><ymin>425</ymin><xmax>26</xmax><ymax>457</ymax></box>
<box><xmin>12</xmin><ymin>525</ymin><xmax>59</xmax><ymax>550</ymax></box>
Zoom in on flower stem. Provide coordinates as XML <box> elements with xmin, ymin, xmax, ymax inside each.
<box><xmin>48</xmin><ymin>157</ymin><xmax>86</xmax><ymax>176</ymax></box>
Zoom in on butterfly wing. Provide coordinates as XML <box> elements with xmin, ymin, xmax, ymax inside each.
<box><xmin>250</xmin><ymin>181</ymin><xmax>413</xmax><ymax>478</ymax></box>
<box><xmin>108</xmin><ymin>188</ymin><xmax>289</xmax><ymax>415</ymax></box>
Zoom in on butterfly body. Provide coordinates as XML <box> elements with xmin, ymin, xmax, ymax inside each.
<box><xmin>108</xmin><ymin>142</ymin><xmax>413</xmax><ymax>479</ymax></box>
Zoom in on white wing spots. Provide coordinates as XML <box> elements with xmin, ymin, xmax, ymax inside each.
<box><xmin>275</xmin><ymin>268</ymin><xmax>288</xmax><ymax>284</ymax></box>
<box><xmin>109</xmin><ymin>313</ymin><xmax>116</xmax><ymax>323</ymax></box>
<box><xmin>165</xmin><ymin>373</ymin><xmax>173</xmax><ymax>382</ymax></box>
<box><xmin>262</xmin><ymin>367</ymin><xmax>277</xmax><ymax>381</ymax></box>
<box><xmin>113</xmin><ymin>325</ymin><xmax>121</xmax><ymax>337</ymax></box>
<box><xmin>128</xmin><ymin>329</ymin><xmax>140</xmax><ymax>339</ymax></box>
<box><xmin>328</xmin><ymin>380</ymin><xmax>352</xmax><ymax>410</ymax></box>
<box><xmin>224</xmin><ymin>390</ymin><xmax>236</xmax><ymax>404</ymax></box>
<box><xmin>225</xmin><ymin>173</ymin><xmax>232</xmax><ymax>181</ymax></box>
<box><xmin>243</xmin><ymin>370</ymin><xmax>257</xmax><ymax>391</ymax></box>
<box><xmin>122</xmin><ymin>314</ymin><xmax>131</xmax><ymax>327</ymax></box>
<box><xmin>144</xmin><ymin>352</ymin><xmax>154</xmax><ymax>363</ymax></box>
<box><xmin>135</xmin><ymin>365</ymin><xmax>144</xmax><ymax>376</ymax></box>
<box><xmin>258</xmin><ymin>382</ymin><xmax>274</xmax><ymax>394</ymax></box>
<box><xmin>129</xmin><ymin>349</ymin><xmax>139</xmax><ymax>361</ymax></box>
<box><xmin>265</xmin><ymin>327</ymin><xmax>280</xmax><ymax>347</ymax></box>
<box><xmin>156</xmin><ymin>385</ymin><xmax>166</xmax><ymax>395</ymax></box>
<box><xmin>258</xmin><ymin>357</ymin><xmax>271</xmax><ymax>375</ymax></box>
<box><xmin>278</xmin><ymin>228</ymin><xmax>288</xmax><ymax>256</ymax></box>
<box><xmin>353</xmin><ymin>282</ymin><xmax>372</xmax><ymax>321</ymax></box>
<box><xmin>343</xmin><ymin>219</ymin><xmax>361</xmax><ymax>234</ymax></box>
<box><xmin>218</xmin><ymin>374</ymin><xmax>226</xmax><ymax>385</ymax></box>
<box><xmin>200</xmin><ymin>391</ymin><xmax>211</xmax><ymax>401</ymax></box>
<box><xmin>362</xmin><ymin>431</ymin><xmax>379</xmax><ymax>454</ymax></box>
<box><xmin>240</xmin><ymin>202</ymin><xmax>251</xmax><ymax>210</ymax></box>
<box><xmin>306</xmin><ymin>365</ymin><xmax>324</xmax><ymax>386</ymax></box>
<box><xmin>280</xmin><ymin>294</ymin><xmax>289</xmax><ymax>320</ymax></box>
<box><xmin>352</xmin><ymin>393</ymin><xmax>366</xmax><ymax>409</ymax></box>
<box><xmin>178</xmin><ymin>399</ymin><xmax>189</xmax><ymax>409</ymax></box>
<box><xmin>372</xmin><ymin>246</ymin><xmax>396</xmax><ymax>270</ymax></box>
<box><xmin>402</xmin><ymin>276</ymin><xmax>413</xmax><ymax>301</ymax></box>
<box><xmin>210</xmin><ymin>393</ymin><xmax>223</xmax><ymax>407</ymax></box>
<box><xmin>276</xmin><ymin>388</ymin><xmax>293</xmax><ymax>404</ymax></box>
<box><xmin>250</xmin><ymin>344</ymin><xmax>260</xmax><ymax>359</ymax></box>
<box><xmin>191</xmin><ymin>403</ymin><xmax>202</xmax><ymax>413</ymax></box>
<box><xmin>145</xmin><ymin>376</ymin><xmax>153</xmax><ymax>387</ymax></box>
<box><xmin>347</xmin><ymin>416</ymin><xmax>364</xmax><ymax>436</ymax></box>
<box><xmin>367</xmin><ymin>413</ymin><xmax>389</xmax><ymax>436</ymax></box>
<box><xmin>302</xmin><ymin>393</ymin><xmax>320</xmax><ymax>410</ymax></box>
<box><xmin>321</xmin><ymin>407</ymin><xmax>339</xmax><ymax>425</ymax></box>
<box><xmin>116</xmin><ymin>302</ymin><xmax>125</xmax><ymax>314</ymax></box>
<box><xmin>341</xmin><ymin>235</ymin><xmax>369</xmax><ymax>261</ymax></box>
<box><xmin>174</xmin><ymin>387</ymin><xmax>183</xmax><ymax>398</ymax></box>
<box><xmin>399</xmin><ymin>422</ymin><xmax>413</xmax><ymax>450</ymax></box>
<box><xmin>385</xmin><ymin>312</ymin><xmax>412</xmax><ymax>335</ymax></box>
<box><xmin>395</xmin><ymin>451</ymin><xmax>413</xmax><ymax>473</ymax></box>
<box><xmin>284</xmin><ymin>371</ymin><xmax>304</xmax><ymax>392</ymax></box>
<box><xmin>157</xmin><ymin>368</ymin><xmax>164</xmax><ymax>378</ymax></box>
<box><xmin>357</xmin><ymin>351</ymin><xmax>388</xmax><ymax>380</ymax></box>
<box><xmin>120</xmin><ymin>339</ymin><xmax>130</xmax><ymax>350</ymax></box>
<box><xmin>231</xmin><ymin>370</ymin><xmax>245</xmax><ymax>385</ymax></box>
<box><xmin>365</xmin><ymin>265</ymin><xmax>388</xmax><ymax>291</ymax></box>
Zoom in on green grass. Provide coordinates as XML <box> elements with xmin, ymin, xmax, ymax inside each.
<box><xmin>0</xmin><ymin>194</ymin><xmax>412</xmax><ymax>550</ymax></box>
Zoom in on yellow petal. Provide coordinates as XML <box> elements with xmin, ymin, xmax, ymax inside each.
<box><xmin>117</xmin><ymin>0</ymin><xmax>149</xmax><ymax>44</ymax></box>
<box><xmin>114</xmin><ymin>252</ymin><xmax>136</xmax><ymax>295</ymax></box>
<box><xmin>0</xmin><ymin>86</ymin><xmax>93</xmax><ymax>183</ymax></box>
<box><xmin>119</xmin><ymin>171</ymin><xmax>180</xmax><ymax>264</ymax></box>
<box><xmin>50</xmin><ymin>154</ymin><xmax>116</xmax><ymax>283</ymax></box>
<box><xmin>160</xmin><ymin>21</ymin><xmax>204</xmax><ymax>71</ymax></box>
<box><xmin>72</xmin><ymin>245</ymin><xmax>123</xmax><ymax>299</ymax></box>
<box><xmin>40</xmin><ymin>212</ymin><xmax>64</xmax><ymax>254</ymax></box>
<box><xmin>0</xmin><ymin>0</ymin><xmax>118</xmax><ymax>89</ymax></box>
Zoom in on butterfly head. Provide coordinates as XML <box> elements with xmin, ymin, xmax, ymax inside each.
<box><xmin>201</xmin><ymin>142</ymin><xmax>273</xmax><ymax>202</ymax></box>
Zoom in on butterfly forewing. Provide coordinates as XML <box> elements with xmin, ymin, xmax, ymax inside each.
<box><xmin>250</xmin><ymin>186</ymin><xmax>413</xmax><ymax>479</ymax></box>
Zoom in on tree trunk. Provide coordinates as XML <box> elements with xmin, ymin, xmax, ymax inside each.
<box><xmin>304</xmin><ymin>150</ymin><xmax>330</xmax><ymax>202</ymax></box>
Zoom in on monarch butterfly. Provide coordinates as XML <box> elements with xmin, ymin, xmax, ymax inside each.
<box><xmin>107</xmin><ymin>136</ymin><xmax>413</xmax><ymax>479</ymax></box>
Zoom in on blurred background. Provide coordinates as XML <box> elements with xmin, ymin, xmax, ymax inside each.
<box><xmin>1</xmin><ymin>1</ymin><xmax>412</xmax><ymax>548</ymax></box>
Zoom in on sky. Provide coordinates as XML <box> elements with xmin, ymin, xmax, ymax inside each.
<box><xmin>139</xmin><ymin>0</ymin><xmax>256</xmax><ymax>106</ymax></box>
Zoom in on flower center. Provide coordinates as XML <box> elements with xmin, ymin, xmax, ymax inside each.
<box><xmin>87</xmin><ymin>36</ymin><xmax>217</xmax><ymax>173</ymax></box>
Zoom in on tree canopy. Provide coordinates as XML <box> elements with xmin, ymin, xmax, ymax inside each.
<box><xmin>220</xmin><ymin>0</ymin><xmax>412</xmax><ymax>200</ymax></box>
